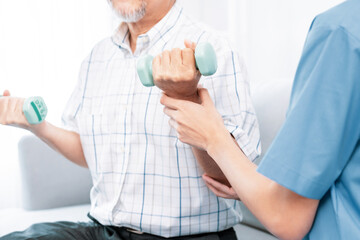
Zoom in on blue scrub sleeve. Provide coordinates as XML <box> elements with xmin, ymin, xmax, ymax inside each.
<box><xmin>257</xmin><ymin>25</ymin><xmax>360</xmax><ymax>199</ymax></box>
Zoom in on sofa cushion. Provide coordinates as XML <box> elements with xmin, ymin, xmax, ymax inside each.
<box><xmin>18</xmin><ymin>136</ymin><xmax>92</xmax><ymax>210</ymax></box>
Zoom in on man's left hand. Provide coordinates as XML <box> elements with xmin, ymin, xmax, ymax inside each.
<box><xmin>152</xmin><ymin>40</ymin><xmax>201</xmax><ymax>103</ymax></box>
<box><xmin>202</xmin><ymin>174</ymin><xmax>240</xmax><ymax>200</ymax></box>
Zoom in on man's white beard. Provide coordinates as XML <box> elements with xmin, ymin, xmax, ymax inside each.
<box><xmin>111</xmin><ymin>1</ymin><xmax>147</xmax><ymax>23</ymax></box>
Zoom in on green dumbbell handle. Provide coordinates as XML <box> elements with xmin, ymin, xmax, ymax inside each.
<box><xmin>137</xmin><ymin>42</ymin><xmax>218</xmax><ymax>87</ymax></box>
<box><xmin>0</xmin><ymin>95</ymin><xmax>47</xmax><ymax>125</ymax></box>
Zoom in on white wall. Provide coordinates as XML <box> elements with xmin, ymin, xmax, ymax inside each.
<box><xmin>238</xmin><ymin>0</ymin><xmax>343</xmax><ymax>84</ymax></box>
<box><xmin>0</xmin><ymin>0</ymin><xmax>115</xmax><ymax>209</ymax></box>
<box><xmin>0</xmin><ymin>0</ymin><xmax>344</xmax><ymax>209</ymax></box>
<box><xmin>181</xmin><ymin>0</ymin><xmax>343</xmax><ymax>84</ymax></box>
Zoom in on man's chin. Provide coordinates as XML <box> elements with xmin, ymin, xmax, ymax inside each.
<box><xmin>111</xmin><ymin>1</ymin><xmax>147</xmax><ymax>23</ymax></box>
<box><xmin>116</xmin><ymin>13</ymin><xmax>145</xmax><ymax>23</ymax></box>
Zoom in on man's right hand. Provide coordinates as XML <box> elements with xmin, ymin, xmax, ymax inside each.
<box><xmin>0</xmin><ymin>90</ymin><xmax>33</xmax><ymax>130</ymax></box>
<box><xmin>152</xmin><ymin>40</ymin><xmax>201</xmax><ymax>103</ymax></box>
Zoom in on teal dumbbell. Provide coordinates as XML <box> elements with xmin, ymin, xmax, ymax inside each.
<box><xmin>23</xmin><ymin>97</ymin><xmax>47</xmax><ymax>124</ymax></box>
<box><xmin>136</xmin><ymin>42</ymin><xmax>218</xmax><ymax>87</ymax></box>
<box><xmin>0</xmin><ymin>96</ymin><xmax>47</xmax><ymax>125</ymax></box>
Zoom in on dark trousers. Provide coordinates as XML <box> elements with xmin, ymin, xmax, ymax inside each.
<box><xmin>1</xmin><ymin>214</ymin><xmax>237</xmax><ymax>240</ymax></box>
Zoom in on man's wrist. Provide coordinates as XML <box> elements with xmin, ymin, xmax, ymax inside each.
<box><xmin>167</xmin><ymin>91</ymin><xmax>201</xmax><ymax>104</ymax></box>
<box><xmin>180</xmin><ymin>93</ymin><xmax>201</xmax><ymax>104</ymax></box>
<box><xmin>29</xmin><ymin>120</ymin><xmax>49</xmax><ymax>136</ymax></box>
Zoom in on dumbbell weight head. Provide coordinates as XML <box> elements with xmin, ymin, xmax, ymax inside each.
<box><xmin>195</xmin><ymin>42</ymin><xmax>218</xmax><ymax>76</ymax></box>
<box><xmin>22</xmin><ymin>96</ymin><xmax>47</xmax><ymax>125</ymax></box>
<box><xmin>136</xmin><ymin>55</ymin><xmax>155</xmax><ymax>87</ymax></box>
<box><xmin>136</xmin><ymin>42</ymin><xmax>218</xmax><ymax>87</ymax></box>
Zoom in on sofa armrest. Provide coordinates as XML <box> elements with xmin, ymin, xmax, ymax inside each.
<box><xmin>18</xmin><ymin>135</ymin><xmax>92</xmax><ymax>210</ymax></box>
<box><xmin>251</xmin><ymin>78</ymin><xmax>292</xmax><ymax>164</ymax></box>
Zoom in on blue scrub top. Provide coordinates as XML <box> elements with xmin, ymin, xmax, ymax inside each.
<box><xmin>257</xmin><ymin>0</ymin><xmax>360</xmax><ymax>239</ymax></box>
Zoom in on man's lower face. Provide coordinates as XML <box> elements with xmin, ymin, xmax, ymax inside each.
<box><xmin>110</xmin><ymin>0</ymin><xmax>147</xmax><ymax>22</ymax></box>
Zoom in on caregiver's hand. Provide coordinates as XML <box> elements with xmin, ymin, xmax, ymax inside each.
<box><xmin>160</xmin><ymin>87</ymin><xmax>230</xmax><ymax>151</ymax></box>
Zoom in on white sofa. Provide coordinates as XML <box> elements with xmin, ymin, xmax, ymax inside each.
<box><xmin>0</xmin><ymin>78</ymin><xmax>292</xmax><ymax>239</ymax></box>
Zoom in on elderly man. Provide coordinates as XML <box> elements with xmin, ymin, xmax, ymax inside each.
<box><xmin>0</xmin><ymin>0</ymin><xmax>259</xmax><ymax>239</ymax></box>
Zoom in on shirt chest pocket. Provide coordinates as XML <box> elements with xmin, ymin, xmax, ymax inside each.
<box><xmin>77</xmin><ymin>112</ymin><xmax>124</xmax><ymax>174</ymax></box>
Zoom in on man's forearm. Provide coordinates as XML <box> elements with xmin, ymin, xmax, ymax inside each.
<box><xmin>192</xmin><ymin>132</ymin><xmax>245</xmax><ymax>186</ymax></box>
<box><xmin>30</xmin><ymin>121</ymin><xmax>87</xmax><ymax>167</ymax></box>
<box><xmin>171</xmin><ymin>91</ymin><xmax>229</xmax><ymax>184</ymax></box>
<box><xmin>192</xmin><ymin>147</ymin><xmax>230</xmax><ymax>186</ymax></box>
<box><xmin>172</xmin><ymin>91</ymin><xmax>231</xmax><ymax>185</ymax></box>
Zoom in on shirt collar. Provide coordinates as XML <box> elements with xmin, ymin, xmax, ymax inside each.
<box><xmin>111</xmin><ymin>0</ymin><xmax>183</xmax><ymax>54</ymax></box>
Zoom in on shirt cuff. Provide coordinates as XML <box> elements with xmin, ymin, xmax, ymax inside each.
<box><xmin>224</xmin><ymin>122</ymin><xmax>260</xmax><ymax>162</ymax></box>
<box><xmin>61</xmin><ymin>116</ymin><xmax>80</xmax><ymax>134</ymax></box>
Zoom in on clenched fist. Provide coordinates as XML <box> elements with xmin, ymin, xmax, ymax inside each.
<box><xmin>0</xmin><ymin>90</ymin><xmax>32</xmax><ymax>130</ymax></box>
<box><xmin>152</xmin><ymin>40</ymin><xmax>201</xmax><ymax>103</ymax></box>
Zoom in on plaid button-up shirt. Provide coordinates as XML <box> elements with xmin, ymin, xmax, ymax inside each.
<box><xmin>62</xmin><ymin>1</ymin><xmax>260</xmax><ymax>237</ymax></box>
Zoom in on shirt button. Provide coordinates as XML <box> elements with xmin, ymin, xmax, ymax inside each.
<box><xmin>121</xmin><ymin>105</ymin><xmax>130</xmax><ymax>112</ymax></box>
<box><xmin>119</xmin><ymin>146</ymin><xmax>125</xmax><ymax>153</ymax></box>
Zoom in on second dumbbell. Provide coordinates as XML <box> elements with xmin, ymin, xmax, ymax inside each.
<box><xmin>0</xmin><ymin>95</ymin><xmax>47</xmax><ymax>125</ymax></box>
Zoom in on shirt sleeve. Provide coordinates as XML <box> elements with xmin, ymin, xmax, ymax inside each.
<box><xmin>201</xmin><ymin>46</ymin><xmax>261</xmax><ymax>161</ymax></box>
<box><xmin>257</xmin><ymin>25</ymin><xmax>360</xmax><ymax>199</ymax></box>
<box><xmin>61</xmin><ymin>54</ymin><xmax>91</xmax><ymax>133</ymax></box>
